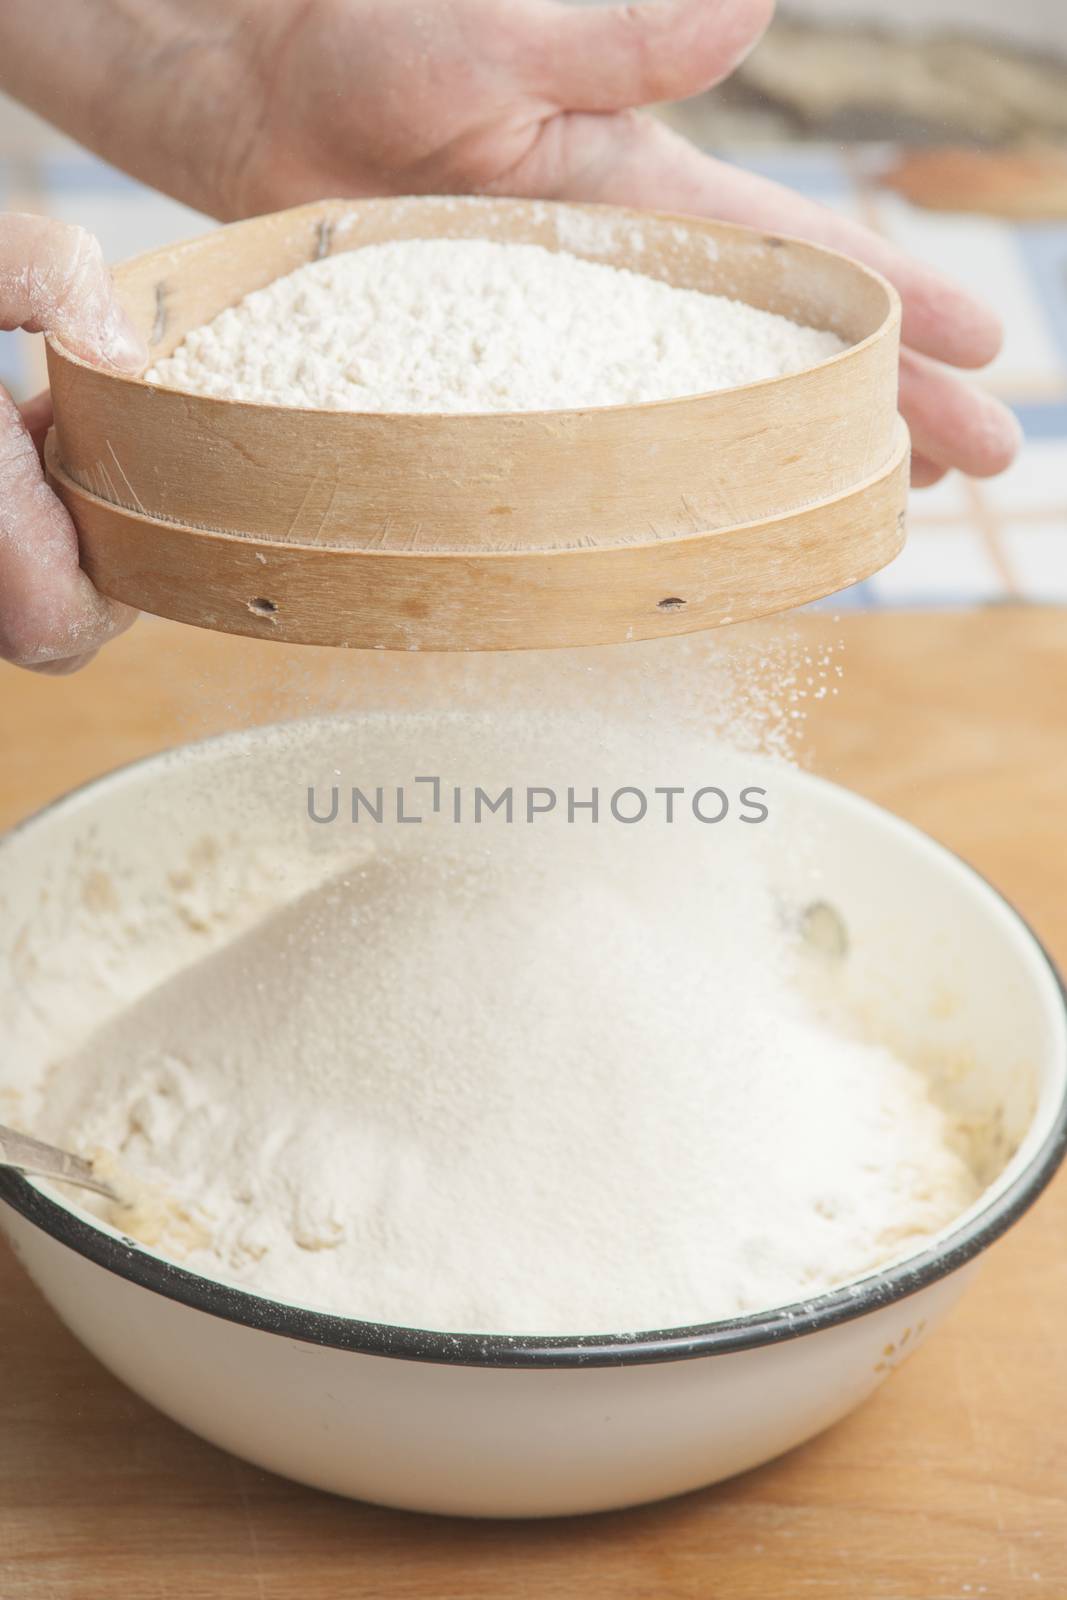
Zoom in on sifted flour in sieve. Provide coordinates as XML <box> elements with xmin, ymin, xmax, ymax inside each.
<box><xmin>144</xmin><ymin>238</ymin><xmax>846</xmax><ymax>413</ymax></box>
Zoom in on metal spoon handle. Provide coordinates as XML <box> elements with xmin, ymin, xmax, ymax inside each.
<box><xmin>0</xmin><ymin>1123</ymin><xmax>118</xmax><ymax>1201</ymax></box>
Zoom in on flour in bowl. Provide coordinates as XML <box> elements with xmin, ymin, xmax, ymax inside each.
<box><xmin>143</xmin><ymin>237</ymin><xmax>846</xmax><ymax>413</ymax></box>
<box><xmin>42</xmin><ymin>756</ymin><xmax>978</xmax><ymax>1336</ymax></box>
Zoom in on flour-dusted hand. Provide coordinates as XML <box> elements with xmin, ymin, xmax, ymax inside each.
<box><xmin>0</xmin><ymin>214</ymin><xmax>146</xmax><ymax>673</ymax></box>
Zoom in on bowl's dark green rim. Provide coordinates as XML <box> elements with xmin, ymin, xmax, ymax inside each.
<box><xmin>1</xmin><ymin>737</ymin><xmax>1065</xmax><ymax>1370</ymax></box>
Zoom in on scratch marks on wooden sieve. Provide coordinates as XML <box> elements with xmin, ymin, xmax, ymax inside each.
<box><xmin>104</xmin><ymin>441</ymin><xmax>146</xmax><ymax>514</ymax></box>
<box><xmin>150</xmin><ymin>281</ymin><xmax>170</xmax><ymax>346</ymax></box>
<box><xmin>285</xmin><ymin>464</ymin><xmax>342</xmax><ymax>545</ymax></box>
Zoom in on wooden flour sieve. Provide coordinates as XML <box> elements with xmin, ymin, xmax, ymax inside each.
<box><xmin>44</xmin><ymin>196</ymin><xmax>908</xmax><ymax>651</ymax></box>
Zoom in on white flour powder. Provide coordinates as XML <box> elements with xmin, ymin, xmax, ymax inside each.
<box><xmin>144</xmin><ymin>238</ymin><xmax>846</xmax><ymax>412</ymax></box>
<box><xmin>44</xmin><ymin>800</ymin><xmax>978</xmax><ymax>1335</ymax></box>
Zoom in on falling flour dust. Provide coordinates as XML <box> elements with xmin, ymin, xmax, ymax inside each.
<box><xmin>144</xmin><ymin>237</ymin><xmax>846</xmax><ymax>413</ymax></box>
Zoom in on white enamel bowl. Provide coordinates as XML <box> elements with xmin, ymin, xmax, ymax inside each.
<box><xmin>1</xmin><ymin>725</ymin><xmax>1065</xmax><ymax>1518</ymax></box>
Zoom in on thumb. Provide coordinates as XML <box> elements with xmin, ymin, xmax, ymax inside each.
<box><xmin>530</xmin><ymin>0</ymin><xmax>775</xmax><ymax>113</ymax></box>
<box><xmin>0</xmin><ymin>213</ymin><xmax>147</xmax><ymax>371</ymax></box>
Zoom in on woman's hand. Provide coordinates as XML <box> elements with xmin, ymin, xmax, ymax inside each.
<box><xmin>220</xmin><ymin>0</ymin><xmax>1019</xmax><ymax>487</ymax></box>
<box><xmin>0</xmin><ymin>214</ymin><xmax>146</xmax><ymax>672</ymax></box>
<box><xmin>0</xmin><ymin>0</ymin><xmax>1022</xmax><ymax>492</ymax></box>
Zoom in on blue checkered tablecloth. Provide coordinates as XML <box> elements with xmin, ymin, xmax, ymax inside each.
<box><xmin>2</xmin><ymin>141</ymin><xmax>1065</xmax><ymax>609</ymax></box>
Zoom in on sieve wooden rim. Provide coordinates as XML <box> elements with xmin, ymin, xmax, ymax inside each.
<box><xmin>46</xmin><ymin>195</ymin><xmax>906</xmax><ymax>649</ymax></box>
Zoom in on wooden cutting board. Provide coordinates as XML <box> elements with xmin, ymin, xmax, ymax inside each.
<box><xmin>1</xmin><ymin>606</ymin><xmax>1065</xmax><ymax>1598</ymax></box>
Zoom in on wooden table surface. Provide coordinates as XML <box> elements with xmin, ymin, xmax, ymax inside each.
<box><xmin>1</xmin><ymin>606</ymin><xmax>1065</xmax><ymax>1598</ymax></box>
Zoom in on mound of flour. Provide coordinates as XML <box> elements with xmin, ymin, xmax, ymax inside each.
<box><xmin>144</xmin><ymin>238</ymin><xmax>846</xmax><ymax>413</ymax></box>
<box><xmin>44</xmin><ymin>822</ymin><xmax>978</xmax><ymax>1335</ymax></box>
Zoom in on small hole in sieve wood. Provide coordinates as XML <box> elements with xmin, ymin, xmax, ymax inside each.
<box><xmin>248</xmin><ymin>597</ymin><xmax>278</xmax><ymax>617</ymax></box>
<box><xmin>657</xmin><ymin>597</ymin><xmax>687</xmax><ymax>612</ymax></box>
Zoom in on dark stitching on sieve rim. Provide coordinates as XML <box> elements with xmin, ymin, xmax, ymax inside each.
<box><xmin>1</xmin><ymin>748</ymin><xmax>1065</xmax><ymax>1370</ymax></box>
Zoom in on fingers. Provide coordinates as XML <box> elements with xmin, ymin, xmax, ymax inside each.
<box><xmin>0</xmin><ymin>216</ymin><xmax>142</xmax><ymax>672</ymax></box>
<box><xmin>0</xmin><ymin>383</ymin><xmax>136</xmax><ymax>672</ymax></box>
<box><xmin>531</xmin><ymin>0</ymin><xmax>775</xmax><ymax>112</ymax></box>
<box><xmin>527</xmin><ymin>115</ymin><xmax>1002</xmax><ymax>372</ymax></box>
<box><xmin>19</xmin><ymin>389</ymin><xmax>53</xmax><ymax>459</ymax></box>
<box><xmin>898</xmin><ymin>349</ymin><xmax>1021</xmax><ymax>480</ymax></box>
<box><xmin>501</xmin><ymin>113</ymin><xmax>1019</xmax><ymax>480</ymax></box>
<box><xmin>697</xmin><ymin>159</ymin><xmax>1005</xmax><ymax>372</ymax></box>
<box><xmin>910</xmin><ymin>454</ymin><xmax>948</xmax><ymax>490</ymax></box>
<box><xmin>0</xmin><ymin>213</ymin><xmax>147</xmax><ymax>370</ymax></box>
<box><xmin>29</xmin><ymin>649</ymin><xmax>101</xmax><ymax>676</ymax></box>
